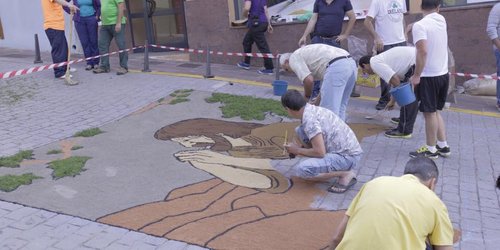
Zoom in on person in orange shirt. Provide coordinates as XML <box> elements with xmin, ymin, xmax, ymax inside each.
<box><xmin>41</xmin><ymin>0</ymin><xmax>79</xmax><ymax>78</ymax></box>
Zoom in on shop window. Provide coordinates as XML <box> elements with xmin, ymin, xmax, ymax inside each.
<box><xmin>228</xmin><ymin>0</ymin><xmax>372</xmax><ymax>26</ymax></box>
<box><xmin>410</xmin><ymin>0</ymin><xmax>496</xmax><ymax>11</ymax></box>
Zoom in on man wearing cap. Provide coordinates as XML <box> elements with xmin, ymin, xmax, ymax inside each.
<box><xmin>358</xmin><ymin>46</ymin><xmax>418</xmax><ymax>139</ymax></box>
<box><xmin>280</xmin><ymin>44</ymin><xmax>357</xmax><ymax>121</ymax></box>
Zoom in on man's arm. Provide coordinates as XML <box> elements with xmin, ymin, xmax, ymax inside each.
<box><xmin>115</xmin><ymin>2</ymin><xmax>125</xmax><ymax>33</ymax></box>
<box><xmin>364</xmin><ymin>16</ymin><xmax>383</xmax><ymax>52</ymax></box>
<box><xmin>299</xmin><ymin>13</ymin><xmax>318</xmax><ymax>46</ymax></box>
<box><xmin>242</xmin><ymin>0</ymin><xmax>251</xmax><ymax>19</ymax></box>
<box><xmin>329</xmin><ymin>214</ymin><xmax>349</xmax><ymax>250</ymax></box>
<box><xmin>55</xmin><ymin>0</ymin><xmax>79</xmax><ymax>13</ymax></box>
<box><xmin>410</xmin><ymin>39</ymin><xmax>427</xmax><ymax>86</ymax></box>
<box><xmin>486</xmin><ymin>4</ymin><xmax>500</xmax><ymax>50</ymax></box>
<box><xmin>285</xmin><ymin>133</ymin><xmax>326</xmax><ymax>158</ymax></box>
<box><xmin>264</xmin><ymin>5</ymin><xmax>273</xmax><ymax>33</ymax></box>
<box><xmin>337</xmin><ymin>10</ymin><xmax>355</xmax><ymax>43</ymax></box>
<box><xmin>302</xmin><ymin>74</ymin><xmax>315</xmax><ymax>100</ymax></box>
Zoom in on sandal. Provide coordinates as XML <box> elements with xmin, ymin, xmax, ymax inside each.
<box><xmin>327</xmin><ymin>178</ymin><xmax>357</xmax><ymax>193</ymax></box>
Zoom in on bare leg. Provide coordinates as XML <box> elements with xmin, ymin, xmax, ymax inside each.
<box><xmin>423</xmin><ymin>112</ymin><xmax>438</xmax><ymax>146</ymax></box>
<box><xmin>301</xmin><ymin>170</ymin><xmax>355</xmax><ymax>186</ymax></box>
<box><xmin>436</xmin><ymin>111</ymin><xmax>447</xmax><ymax>142</ymax></box>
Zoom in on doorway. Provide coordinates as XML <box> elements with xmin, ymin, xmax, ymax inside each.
<box><xmin>126</xmin><ymin>0</ymin><xmax>188</xmax><ymax>50</ymax></box>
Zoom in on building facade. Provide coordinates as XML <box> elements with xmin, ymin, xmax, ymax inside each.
<box><xmin>0</xmin><ymin>0</ymin><xmax>496</xmax><ymax>84</ymax></box>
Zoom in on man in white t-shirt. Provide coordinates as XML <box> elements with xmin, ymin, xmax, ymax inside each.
<box><xmin>409</xmin><ymin>0</ymin><xmax>450</xmax><ymax>159</ymax></box>
<box><xmin>364</xmin><ymin>0</ymin><xmax>407</xmax><ymax>110</ymax></box>
<box><xmin>359</xmin><ymin>46</ymin><xmax>418</xmax><ymax>139</ymax></box>
<box><xmin>279</xmin><ymin>44</ymin><xmax>357</xmax><ymax>121</ymax></box>
<box><xmin>282</xmin><ymin>90</ymin><xmax>363</xmax><ymax>193</ymax></box>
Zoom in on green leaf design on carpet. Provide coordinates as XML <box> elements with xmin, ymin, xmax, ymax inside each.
<box><xmin>206</xmin><ymin>93</ymin><xmax>288</xmax><ymax>120</ymax></box>
<box><xmin>0</xmin><ymin>173</ymin><xmax>42</xmax><ymax>192</ymax></box>
<box><xmin>48</xmin><ymin>156</ymin><xmax>91</xmax><ymax>180</ymax></box>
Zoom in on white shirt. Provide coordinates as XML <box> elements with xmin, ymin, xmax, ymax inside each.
<box><xmin>289</xmin><ymin>44</ymin><xmax>350</xmax><ymax>82</ymax></box>
<box><xmin>301</xmin><ymin>104</ymin><xmax>362</xmax><ymax>156</ymax></box>
<box><xmin>412</xmin><ymin>12</ymin><xmax>448</xmax><ymax>77</ymax></box>
<box><xmin>367</xmin><ymin>0</ymin><xmax>407</xmax><ymax>45</ymax></box>
<box><xmin>370</xmin><ymin>46</ymin><xmax>415</xmax><ymax>83</ymax></box>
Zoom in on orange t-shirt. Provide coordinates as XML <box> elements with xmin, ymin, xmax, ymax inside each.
<box><xmin>41</xmin><ymin>0</ymin><xmax>65</xmax><ymax>30</ymax></box>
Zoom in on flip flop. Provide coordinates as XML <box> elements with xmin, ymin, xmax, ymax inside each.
<box><xmin>327</xmin><ymin>178</ymin><xmax>357</xmax><ymax>194</ymax></box>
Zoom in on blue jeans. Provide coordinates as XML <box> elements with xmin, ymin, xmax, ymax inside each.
<box><xmin>320</xmin><ymin>58</ymin><xmax>357</xmax><ymax>121</ymax></box>
<box><xmin>98</xmin><ymin>24</ymin><xmax>128</xmax><ymax>70</ymax></box>
<box><xmin>294</xmin><ymin>126</ymin><xmax>361</xmax><ymax>178</ymax></box>
<box><xmin>495</xmin><ymin>49</ymin><xmax>500</xmax><ymax>106</ymax></box>
<box><xmin>311</xmin><ymin>35</ymin><xmax>341</xmax><ymax>99</ymax></box>
<box><xmin>75</xmin><ymin>16</ymin><xmax>99</xmax><ymax>66</ymax></box>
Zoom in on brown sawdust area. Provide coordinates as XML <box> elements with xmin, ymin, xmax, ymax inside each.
<box><xmin>98</xmin><ymin>119</ymin><xmax>460</xmax><ymax>249</ymax></box>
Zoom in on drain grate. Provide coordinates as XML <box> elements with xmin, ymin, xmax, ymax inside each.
<box><xmin>177</xmin><ymin>63</ymin><xmax>202</xmax><ymax>68</ymax></box>
<box><xmin>1</xmin><ymin>54</ymin><xmax>32</xmax><ymax>58</ymax></box>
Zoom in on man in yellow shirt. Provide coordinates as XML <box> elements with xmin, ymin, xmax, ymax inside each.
<box><xmin>41</xmin><ymin>0</ymin><xmax>79</xmax><ymax>78</ymax></box>
<box><xmin>330</xmin><ymin>157</ymin><xmax>454</xmax><ymax>250</ymax></box>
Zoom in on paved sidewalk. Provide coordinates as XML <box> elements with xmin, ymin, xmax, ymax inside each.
<box><xmin>0</xmin><ymin>200</ymin><xmax>206</xmax><ymax>250</ymax></box>
<box><xmin>0</xmin><ymin>47</ymin><xmax>499</xmax><ymax>249</ymax></box>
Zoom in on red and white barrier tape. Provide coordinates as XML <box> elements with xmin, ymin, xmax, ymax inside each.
<box><xmin>0</xmin><ymin>46</ymin><xmax>144</xmax><ymax>79</ymax></box>
<box><xmin>149</xmin><ymin>44</ymin><xmax>278</xmax><ymax>59</ymax></box>
<box><xmin>2</xmin><ymin>43</ymin><xmax>498</xmax><ymax>81</ymax></box>
<box><xmin>449</xmin><ymin>72</ymin><xmax>499</xmax><ymax>80</ymax></box>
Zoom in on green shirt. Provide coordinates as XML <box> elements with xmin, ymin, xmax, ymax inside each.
<box><xmin>101</xmin><ymin>0</ymin><xmax>126</xmax><ymax>25</ymax></box>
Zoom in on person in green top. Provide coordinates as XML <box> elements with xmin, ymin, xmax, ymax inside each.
<box><xmin>93</xmin><ymin>0</ymin><xmax>128</xmax><ymax>75</ymax></box>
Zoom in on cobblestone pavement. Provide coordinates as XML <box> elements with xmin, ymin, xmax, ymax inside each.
<box><xmin>1</xmin><ymin>48</ymin><xmax>499</xmax><ymax>249</ymax></box>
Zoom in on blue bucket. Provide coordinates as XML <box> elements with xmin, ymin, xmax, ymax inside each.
<box><xmin>390</xmin><ymin>83</ymin><xmax>416</xmax><ymax>107</ymax></box>
<box><xmin>272</xmin><ymin>80</ymin><xmax>288</xmax><ymax>96</ymax></box>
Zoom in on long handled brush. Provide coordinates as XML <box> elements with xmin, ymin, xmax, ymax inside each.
<box><xmin>64</xmin><ymin>13</ymin><xmax>78</xmax><ymax>86</ymax></box>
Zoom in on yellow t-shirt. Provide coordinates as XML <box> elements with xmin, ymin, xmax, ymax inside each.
<box><xmin>41</xmin><ymin>0</ymin><xmax>65</xmax><ymax>30</ymax></box>
<box><xmin>337</xmin><ymin>175</ymin><xmax>453</xmax><ymax>250</ymax></box>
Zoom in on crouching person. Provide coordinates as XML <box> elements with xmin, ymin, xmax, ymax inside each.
<box><xmin>282</xmin><ymin>90</ymin><xmax>363</xmax><ymax>193</ymax></box>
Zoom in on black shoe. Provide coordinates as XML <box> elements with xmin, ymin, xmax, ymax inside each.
<box><xmin>375</xmin><ymin>102</ymin><xmax>388</xmax><ymax>110</ymax></box>
<box><xmin>436</xmin><ymin>145</ymin><xmax>451</xmax><ymax>157</ymax></box>
<box><xmin>350</xmin><ymin>92</ymin><xmax>361</xmax><ymax>98</ymax></box>
<box><xmin>384</xmin><ymin>129</ymin><xmax>411</xmax><ymax>139</ymax></box>
<box><xmin>390</xmin><ymin>117</ymin><xmax>400</xmax><ymax>125</ymax></box>
<box><xmin>409</xmin><ymin>146</ymin><xmax>439</xmax><ymax>159</ymax></box>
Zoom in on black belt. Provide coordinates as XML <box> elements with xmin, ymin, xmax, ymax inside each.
<box><xmin>319</xmin><ymin>35</ymin><xmax>338</xmax><ymax>39</ymax></box>
<box><xmin>327</xmin><ymin>55</ymin><xmax>352</xmax><ymax>66</ymax></box>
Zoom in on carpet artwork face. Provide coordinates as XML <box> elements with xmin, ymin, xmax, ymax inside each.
<box><xmin>96</xmin><ymin>118</ymin><xmax>406</xmax><ymax>249</ymax></box>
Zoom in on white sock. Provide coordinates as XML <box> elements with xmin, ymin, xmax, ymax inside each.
<box><xmin>427</xmin><ymin>145</ymin><xmax>437</xmax><ymax>153</ymax></box>
<box><xmin>437</xmin><ymin>141</ymin><xmax>448</xmax><ymax>148</ymax></box>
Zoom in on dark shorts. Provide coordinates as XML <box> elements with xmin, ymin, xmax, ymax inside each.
<box><xmin>415</xmin><ymin>73</ymin><xmax>449</xmax><ymax>112</ymax></box>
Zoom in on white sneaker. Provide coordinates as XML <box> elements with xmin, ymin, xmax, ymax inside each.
<box><xmin>58</xmin><ymin>74</ymin><xmax>73</xmax><ymax>79</ymax></box>
<box><xmin>69</xmin><ymin>67</ymin><xmax>77</xmax><ymax>72</ymax></box>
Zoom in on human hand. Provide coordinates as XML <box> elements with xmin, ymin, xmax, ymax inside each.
<box><xmin>336</xmin><ymin>34</ymin><xmax>348</xmax><ymax>43</ymax></box>
<box><xmin>115</xmin><ymin>23</ymin><xmax>122</xmax><ymax>33</ymax></box>
<box><xmin>385</xmin><ymin>98</ymin><xmax>396</xmax><ymax>110</ymax></box>
<box><xmin>267</xmin><ymin>24</ymin><xmax>273</xmax><ymax>33</ymax></box>
<box><xmin>374</xmin><ymin>37</ymin><xmax>384</xmax><ymax>52</ymax></box>
<box><xmin>68</xmin><ymin>4</ymin><xmax>79</xmax><ymax>14</ymax></box>
<box><xmin>410</xmin><ymin>75</ymin><xmax>420</xmax><ymax>86</ymax></box>
<box><xmin>284</xmin><ymin>142</ymin><xmax>301</xmax><ymax>155</ymax></box>
<box><xmin>298</xmin><ymin>36</ymin><xmax>307</xmax><ymax>47</ymax></box>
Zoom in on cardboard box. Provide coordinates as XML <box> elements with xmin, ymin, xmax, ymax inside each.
<box><xmin>356</xmin><ymin>68</ymin><xmax>380</xmax><ymax>88</ymax></box>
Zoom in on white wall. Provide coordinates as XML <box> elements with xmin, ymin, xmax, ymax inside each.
<box><xmin>0</xmin><ymin>0</ymin><xmax>80</xmax><ymax>53</ymax></box>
